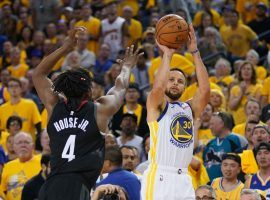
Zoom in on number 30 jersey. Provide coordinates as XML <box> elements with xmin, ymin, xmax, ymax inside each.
<box><xmin>47</xmin><ymin>101</ymin><xmax>105</xmax><ymax>184</ymax></box>
<box><xmin>148</xmin><ymin>101</ymin><xmax>194</xmax><ymax>168</ymax></box>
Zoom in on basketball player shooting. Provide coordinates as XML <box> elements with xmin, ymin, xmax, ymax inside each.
<box><xmin>141</xmin><ymin>24</ymin><xmax>210</xmax><ymax>199</ymax></box>
<box><xmin>32</xmin><ymin>27</ymin><xmax>143</xmax><ymax>200</ymax></box>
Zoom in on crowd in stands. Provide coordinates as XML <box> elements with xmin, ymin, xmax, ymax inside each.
<box><xmin>0</xmin><ymin>0</ymin><xmax>270</xmax><ymax>199</ymax></box>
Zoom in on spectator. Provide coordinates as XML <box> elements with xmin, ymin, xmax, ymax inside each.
<box><xmin>97</xmin><ymin>146</ymin><xmax>141</xmax><ymax>200</ymax></box>
<box><xmin>240</xmin><ymin>189</ymin><xmax>262</xmax><ymax>200</ymax></box>
<box><xmin>211</xmin><ymin>153</ymin><xmax>244</xmax><ymax>199</ymax></box>
<box><xmin>196</xmin><ymin>12</ymin><xmax>216</xmax><ymax>38</ymax></box>
<box><xmin>0</xmin><ymin>77</ymin><xmax>42</xmax><ymax>145</ymax></box>
<box><xmin>248</xmin><ymin>2</ymin><xmax>270</xmax><ymax>44</ymax></box>
<box><xmin>228</xmin><ymin>61</ymin><xmax>262</xmax><ymax>125</ymax></box>
<box><xmin>7</xmin><ymin>47</ymin><xmax>29</xmax><ymax>78</ymax></box>
<box><xmin>0</xmin><ymin>132</ymin><xmax>41</xmax><ymax>200</ymax></box>
<box><xmin>0</xmin><ymin>41</ymin><xmax>13</xmax><ymax>68</ymax></box>
<box><xmin>21</xmin><ymin>154</ymin><xmax>50</xmax><ymax>200</ymax></box>
<box><xmin>120</xmin><ymin>146</ymin><xmax>139</xmax><ymax>173</ymax></box>
<box><xmin>122</xmin><ymin>6</ymin><xmax>142</xmax><ymax>47</ymax></box>
<box><xmin>240</xmin><ymin>124</ymin><xmax>270</xmax><ymax>175</ymax></box>
<box><xmin>198</xmin><ymin>27</ymin><xmax>227</xmax><ymax>69</ymax></box>
<box><xmin>111</xmin><ymin>83</ymin><xmax>148</xmax><ymax>137</ymax></box>
<box><xmin>243</xmin><ymin>119</ymin><xmax>260</xmax><ymax>150</ymax></box>
<box><xmin>232</xmin><ymin>98</ymin><xmax>261</xmax><ymax>136</ymax></box>
<box><xmin>26</xmin><ymin>30</ymin><xmax>45</xmax><ymax>59</ymax></box>
<box><xmin>45</xmin><ymin>23</ymin><xmax>57</xmax><ymax>43</ymax></box>
<box><xmin>220</xmin><ymin>9</ymin><xmax>257</xmax><ymax>61</ymax></box>
<box><xmin>210</xmin><ymin>89</ymin><xmax>226</xmax><ymax>112</ymax></box>
<box><xmin>105</xmin><ymin>133</ymin><xmax>117</xmax><ymax>148</ymax></box>
<box><xmin>61</xmin><ymin>50</ymin><xmax>82</xmax><ymax>71</ymax></box>
<box><xmin>75</xmin><ymin>3</ymin><xmax>101</xmax><ymax>54</ymax></box>
<box><xmin>0</xmin><ymin>69</ymin><xmax>10</xmax><ymax>105</ymax></box>
<box><xmin>195</xmin><ymin>185</ymin><xmax>216</xmax><ymax>200</ymax></box>
<box><xmin>0</xmin><ymin>3</ymin><xmax>17</xmax><ymax>43</ymax></box>
<box><xmin>94</xmin><ymin>43</ymin><xmax>113</xmax><ymax>75</ymax></box>
<box><xmin>116</xmin><ymin>113</ymin><xmax>143</xmax><ymax>154</ymax></box>
<box><xmin>6</xmin><ymin>134</ymin><xmax>17</xmax><ymax>161</ymax></box>
<box><xmin>100</xmin><ymin>2</ymin><xmax>129</xmax><ymax>60</ymax></box>
<box><xmin>17</xmin><ymin>26</ymin><xmax>34</xmax><ymax>51</ymax></box>
<box><xmin>203</xmin><ymin>111</ymin><xmax>247</xmax><ymax>181</ymax></box>
<box><xmin>245</xmin><ymin>142</ymin><xmax>270</xmax><ymax>194</ymax></box>
<box><xmin>39</xmin><ymin>129</ymin><xmax>51</xmax><ymax>155</ymax></box>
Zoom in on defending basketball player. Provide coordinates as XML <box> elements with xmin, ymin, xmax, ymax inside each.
<box><xmin>141</xmin><ymin>24</ymin><xmax>210</xmax><ymax>199</ymax></box>
<box><xmin>33</xmin><ymin>27</ymin><xmax>143</xmax><ymax>200</ymax></box>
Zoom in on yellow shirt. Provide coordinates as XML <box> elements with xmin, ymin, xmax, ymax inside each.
<box><xmin>75</xmin><ymin>17</ymin><xmax>101</xmax><ymax>54</ymax></box>
<box><xmin>209</xmin><ymin>75</ymin><xmax>234</xmax><ymax>87</ymax></box>
<box><xmin>0</xmin><ymin>98</ymin><xmax>41</xmax><ymax>140</ymax></box>
<box><xmin>211</xmin><ymin>177</ymin><xmax>244</xmax><ymax>200</ymax></box>
<box><xmin>41</xmin><ymin>108</ymin><xmax>48</xmax><ymax>130</ymax></box>
<box><xmin>148</xmin><ymin>54</ymin><xmax>195</xmax><ymax>84</ymax></box>
<box><xmin>230</xmin><ymin>83</ymin><xmax>262</xmax><ymax>125</ymax></box>
<box><xmin>0</xmin><ymin>155</ymin><xmax>41</xmax><ymax>200</ymax></box>
<box><xmin>198</xmin><ymin>128</ymin><xmax>213</xmax><ymax>147</ymax></box>
<box><xmin>0</xmin><ymin>131</ymin><xmax>9</xmax><ymax>154</ymax></box>
<box><xmin>261</xmin><ymin>76</ymin><xmax>270</xmax><ymax>104</ymax></box>
<box><xmin>7</xmin><ymin>63</ymin><xmax>29</xmax><ymax>78</ymax></box>
<box><xmin>193</xmin><ymin>9</ymin><xmax>221</xmax><ymax>27</ymax></box>
<box><xmin>220</xmin><ymin>24</ymin><xmax>257</xmax><ymax>57</ymax></box>
<box><xmin>256</xmin><ymin>66</ymin><xmax>267</xmax><ymax>82</ymax></box>
<box><xmin>239</xmin><ymin>149</ymin><xmax>259</xmax><ymax>175</ymax></box>
<box><xmin>127</xmin><ymin>19</ymin><xmax>142</xmax><ymax>46</ymax></box>
<box><xmin>180</xmin><ymin>82</ymin><xmax>221</xmax><ymax>102</ymax></box>
<box><xmin>232</xmin><ymin>123</ymin><xmax>246</xmax><ymax>136</ymax></box>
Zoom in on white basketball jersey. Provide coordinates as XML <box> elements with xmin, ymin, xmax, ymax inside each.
<box><xmin>101</xmin><ymin>17</ymin><xmax>125</xmax><ymax>59</ymax></box>
<box><xmin>148</xmin><ymin>101</ymin><xmax>194</xmax><ymax>168</ymax></box>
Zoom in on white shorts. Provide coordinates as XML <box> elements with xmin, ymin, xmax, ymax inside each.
<box><xmin>141</xmin><ymin>164</ymin><xmax>195</xmax><ymax>200</ymax></box>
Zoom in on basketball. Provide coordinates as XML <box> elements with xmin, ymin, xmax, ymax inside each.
<box><xmin>155</xmin><ymin>14</ymin><xmax>189</xmax><ymax>49</ymax></box>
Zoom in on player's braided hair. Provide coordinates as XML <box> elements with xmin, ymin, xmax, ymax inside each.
<box><xmin>53</xmin><ymin>68</ymin><xmax>92</xmax><ymax>110</ymax></box>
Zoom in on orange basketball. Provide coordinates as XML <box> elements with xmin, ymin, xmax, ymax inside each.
<box><xmin>155</xmin><ymin>14</ymin><xmax>189</xmax><ymax>49</ymax></box>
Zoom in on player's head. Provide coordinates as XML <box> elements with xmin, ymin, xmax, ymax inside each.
<box><xmin>165</xmin><ymin>68</ymin><xmax>187</xmax><ymax>101</ymax></box>
<box><xmin>53</xmin><ymin>68</ymin><xmax>92</xmax><ymax>104</ymax></box>
<box><xmin>221</xmin><ymin>153</ymin><xmax>241</xmax><ymax>180</ymax></box>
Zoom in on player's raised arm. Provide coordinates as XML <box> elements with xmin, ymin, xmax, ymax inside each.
<box><xmin>95</xmin><ymin>45</ymin><xmax>143</xmax><ymax>132</ymax></box>
<box><xmin>146</xmin><ymin>42</ymin><xmax>176</xmax><ymax>122</ymax></box>
<box><xmin>33</xmin><ymin>27</ymin><xmax>86</xmax><ymax>116</ymax></box>
<box><xmin>188</xmin><ymin>24</ymin><xmax>210</xmax><ymax>119</ymax></box>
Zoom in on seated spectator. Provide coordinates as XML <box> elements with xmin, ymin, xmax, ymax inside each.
<box><xmin>240</xmin><ymin>124</ymin><xmax>270</xmax><ymax>175</ymax></box>
<box><xmin>7</xmin><ymin>47</ymin><xmax>29</xmax><ymax>78</ymax></box>
<box><xmin>26</xmin><ymin>30</ymin><xmax>44</xmax><ymax>60</ymax></box>
<box><xmin>21</xmin><ymin>154</ymin><xmax>50</xmax><ymax>200</ymax></box>
<box><xmin>228</xmin><ymin>61</ymin><xmax>262</xmax><ymax>125</ymax></box>
<box><xmin>203</xmin><ymin>112</ymin><xmax>247</xmax><ymax>181</ymax></box>
<box><xmin>0</xmin><ymin>41</ymin><xmax>13</xmax><ymax>69</ymax></box>
<box><xmin>115</xmin><ymin>113</ymin><xmax>143</xmax><ymax>155</ymax></box>
<box><xmin>232</xmin><ymin>98</ymin><xmax>261</xmax><ymax>136</ymax></box>
<box><xmin>120</xmin><ymin>146</ymin><xmax>140</xmax><ymax>175</ymax></box>
<box><xmin>94</xmin><ymin>43</ymin><xmax>114</xmax><ymax>75</ymax></box>
<box><xmin>210</xmin><ymin>89</ymin><xmax>226</xmax><ymax>112</ymax></box>
<box><xmin>0</xmin><ymin>69</ymin><xmax>11</xmax><ymax>106</ymax></box>
<box><xmin>245</xmin><ymin>142</ymin><xmax>270</xmax><ymax>196</ymax></box>
<box><xmin>0</xmin><ymin>132</ymin><xmax>41</xmax><ymax>200</ymax></box>
<box><xmin>105</xmin><ymin>133</ymin><xmax>117</xmax><ymax>148</ymax></box>
<box><xmin>195</xmin><ymin>185</ymin><xmax>216</xmax><ymax>200</ymax></box>
<box><xmin>6</xmin><ymin>134</ymin><xmax>16</xmax><ymax>161</ymax></box>
<box><xmin>61</xmin><ymin>50</ymin><xmax>82</xmax><ymax>71</ymax></box>
<box><xmin>211</xmin><ymin>153</ymin><xmax>244</xmax><ymax>200</ymax></box>
<box><xmin>111</xmin><ymin>83</ymin><xmax>148</xmax><ymax>137</ymax></box>
<box><xmin>97</xmin><ymin>146</ymin><xmax>141</xmax><ymax>200</ymax></box>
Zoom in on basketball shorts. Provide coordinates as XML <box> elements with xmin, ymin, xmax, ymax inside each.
<box><xmin>141</xmin><ymin>165</ymin><xmax>195</xmax><ymax>200</ymax></box>
<box><xmin>39</xmin><ymin>173</ymin><xmax>92</xmax><ymax>200</ymax></box>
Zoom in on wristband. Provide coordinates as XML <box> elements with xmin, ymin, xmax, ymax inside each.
<box><xmin>190</xmin><ymin>49</ymin><xmax>199</xmax><ymax>54</ymax></box>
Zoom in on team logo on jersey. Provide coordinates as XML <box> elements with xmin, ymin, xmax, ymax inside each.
<box><xmin>170</xmin><ymin>115</ymin><xmax>193</xmax><ymax>143</ymax></box>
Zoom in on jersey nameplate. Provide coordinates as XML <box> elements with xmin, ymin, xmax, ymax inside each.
<box><xmin>53</xmin><ymin>117</ymin><xmax>89</xmax><ymax>132</ymax></box>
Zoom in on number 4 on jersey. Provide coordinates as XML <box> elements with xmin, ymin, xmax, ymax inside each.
<box><xmin>62</xmin><ymin>135</ymin><xmax>76</xmax><ymax>162</ymax></box>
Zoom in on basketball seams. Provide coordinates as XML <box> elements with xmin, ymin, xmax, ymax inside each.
<box><xmin>156</xmin><ymin>18</ymin><xmax>188</xmax><ymax>37</ymax></box>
